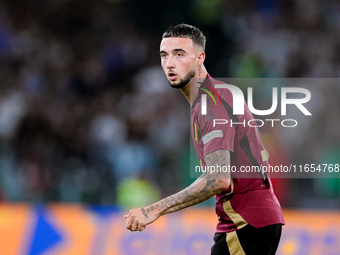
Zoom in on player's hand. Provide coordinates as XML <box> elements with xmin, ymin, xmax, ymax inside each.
<box><xmin>124</xmin><ymin>207</ymin><xmax>159</xmax><ymax>232</ymax></box>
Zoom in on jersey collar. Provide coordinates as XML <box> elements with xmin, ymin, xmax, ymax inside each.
<box><xmin>191</xmin><ymin>73</ymin><xmax>211</xmax><ymax>109</ymax></box>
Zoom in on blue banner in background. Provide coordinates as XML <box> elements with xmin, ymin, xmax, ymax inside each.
<box><xmin>0</xmin><ymin>204</ymin><xmax>339</xmax><ymax>255</ymax></box>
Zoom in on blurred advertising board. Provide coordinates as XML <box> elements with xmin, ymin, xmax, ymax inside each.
<box><xmin>0</xmin><ymin>204</ymin><xmax>339</xmax><ymax>255</ymax></box>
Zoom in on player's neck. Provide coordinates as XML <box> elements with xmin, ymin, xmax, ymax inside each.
<box><xmin>180</xmin><ymin>65</ymin><xmax>208</xmax><ymax>107</ymax></box>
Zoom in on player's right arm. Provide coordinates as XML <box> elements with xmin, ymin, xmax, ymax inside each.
<box><xmin>125</xmin><ymin>149</ymin><xmax>230</xmax><ymax>232</ymax></box>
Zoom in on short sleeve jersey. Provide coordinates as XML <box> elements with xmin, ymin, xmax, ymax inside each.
<box><xmin>191</xmin><ymin>74</ymin><xmax>285</xmax><ymax>233</ymax></box>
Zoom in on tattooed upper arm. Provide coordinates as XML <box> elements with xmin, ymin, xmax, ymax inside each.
<box><xmin>204</xmin><ymin>149</ymin><xmax>230</xmax><ymax>169</ymax></box>
<box><xmin>202</xmin><ymin>149</ymin><xmax>231</xmax><ymax>190</ymax></box>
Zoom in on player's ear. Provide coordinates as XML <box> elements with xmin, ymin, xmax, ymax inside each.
<box><xmin>197</xmin><ymin>51</ymin><xmax>205</xmax><ymax>66</ymax></box>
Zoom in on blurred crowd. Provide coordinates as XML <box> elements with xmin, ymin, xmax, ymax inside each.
<box><xmin>0</xmin><ymin>0</ymin><xmax>339</xmax><ymax>208</ymax></box>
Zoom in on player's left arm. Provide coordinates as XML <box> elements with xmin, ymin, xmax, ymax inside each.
<box><xmin>125</xmin><ymin>149</ymin><xmax>231</xmax><ymax>232</ymax></box>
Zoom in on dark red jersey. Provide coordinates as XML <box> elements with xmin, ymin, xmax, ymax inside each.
<box><xmin>191</xmin><ymin>74</ymin><xmax>285</xmax><ymax>233</ymax></box>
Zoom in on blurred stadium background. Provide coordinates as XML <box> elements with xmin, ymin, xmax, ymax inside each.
<box><xmin>0</xmin><ymin>0</ymin><xmax>340</xmax><ymax>254</ymax></box>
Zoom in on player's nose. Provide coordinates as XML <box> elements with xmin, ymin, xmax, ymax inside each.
<box><xmin>165</xmin><ymin>56</ymin><xmax>175</xmax><ymax>69</ymax></box>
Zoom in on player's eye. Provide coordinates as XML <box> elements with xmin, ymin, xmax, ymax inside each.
<box><xmin>177</xmin><ymin>53</ymin><xmax>183</xmax><ymax>57</ymax></box>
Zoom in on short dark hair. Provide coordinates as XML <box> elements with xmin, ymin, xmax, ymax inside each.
<box><xmin>162</xmin><ymin>24</ymin><xmax>206</xmax><ymax>51</ymax></box>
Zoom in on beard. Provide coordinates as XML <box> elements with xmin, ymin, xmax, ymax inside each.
<box><xmin>168</xmin><ymin>68</ymin><xmax>196</xmax><ymax>89</ymax></box>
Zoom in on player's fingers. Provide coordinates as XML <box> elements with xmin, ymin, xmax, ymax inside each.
<box><xmin>127</xmin><ymin>210</ymin><xmax>132</xmax><ymax>218</ymax></box>
<box><xmin>138</xmin><ymin>224</ymin><xmax>146</xmax><ymax>232</ymax></box>
<box><xmin>125</xmin><ymin>215</ymin><xmax>134</xmax><ymax>230</ymax></box>
<box><xmin>124</xmin><ymin>215</ymin><xmax>128</xmax><ymax>219</ymax></box>
<box><xmin>125</xmin><ymin>210</ymin><xmax>134</xmax><ymax>225</ymax></box>
<box><xmin>131</xmin><ymin>218</ymin><xmax>139</xmax><ymax>231</ymax></box>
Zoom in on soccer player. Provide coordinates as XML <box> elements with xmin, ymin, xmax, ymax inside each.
<box><xmin>124</xmin><ymin>24</ymin><xmax>285</xmax><ymax>255</ymax></box>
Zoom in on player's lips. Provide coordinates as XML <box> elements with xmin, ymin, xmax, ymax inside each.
<box><xmin>168</xmin><ymin>72</ymin><xmax>178</xmax><ymax>81</ymax></box>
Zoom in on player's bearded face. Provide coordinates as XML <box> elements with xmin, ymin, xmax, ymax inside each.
<box><xmin>168</xmin><ymin>66</ymin><xmax>196</xmax><ymax>89</ymax></box>
<box><xmin>160</xmin><ymin>37</ymin><xmax>200</xmax><ymax>89</ymax></box>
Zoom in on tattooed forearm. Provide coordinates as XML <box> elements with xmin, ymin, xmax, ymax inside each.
<box><xmin>145</xmin><ymin>205</ymin><xmax>158</xmax><ymax>214</ymax></box>
<box><xmin>141</xmin><ymin>208</ymin><xmax>148</xmax><ymax>218</ymax></box>
<box><xmin>145</xmin><ymin>150</ymin><xmax>231</xmax><ymax>216</ymax></box>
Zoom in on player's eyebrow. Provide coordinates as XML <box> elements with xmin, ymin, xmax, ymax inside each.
<box><xmin>172</xmin><ymin>48</ymin><xmax>186</xmax><ymax>53</ymax></box>
<box><xmin>160</xmin><ymin>48</ymin><xmax>187</xmax><ymax>55</ymax></box>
